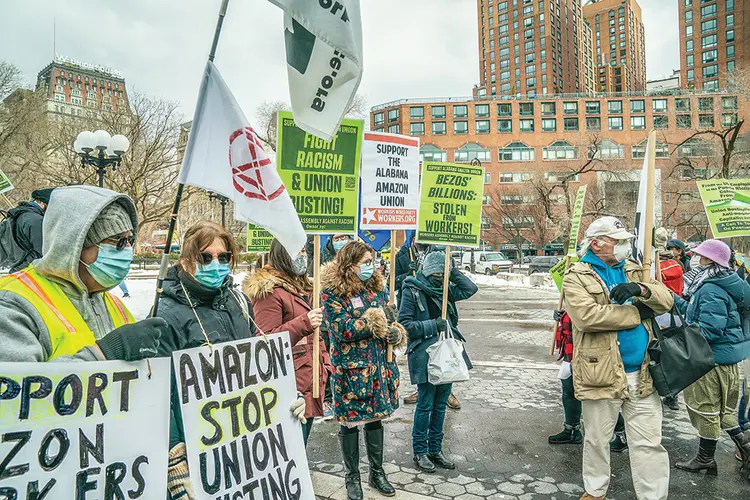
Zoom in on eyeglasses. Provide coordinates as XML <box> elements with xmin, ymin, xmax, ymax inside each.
<box><xmin>199</xmin><ymin>252</ymin><xmax>232</xmax><ymax>265</ymax></box>
<box><xmin>103</xmin><ymin>236</ymin><xmax>135</xmax><ymax>251</ymax></box>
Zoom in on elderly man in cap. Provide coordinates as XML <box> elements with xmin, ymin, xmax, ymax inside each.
<box><xmin>563</xmin><ymin>216</ymin><xmax>673</xmax><ymax>500</ymax></box>
<box><xmin>0</xmin><ymin>185</ymin><xmax>165</xmax><ymax>362</ymax></box>
<box><xmin>4</xmin><ymin>187</ymin><xmax>55</xmax><ymax>272</ymax></box>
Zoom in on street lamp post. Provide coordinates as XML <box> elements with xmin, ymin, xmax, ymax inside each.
<box><xmin>74</xmin><ymin>130</ymin><xmax>130</xmax><ymax>188</ymax></box>
<box><xmin>208</xmin><ymin>191</ymin><xmax>229</xmax><ymax>227</ymax></box>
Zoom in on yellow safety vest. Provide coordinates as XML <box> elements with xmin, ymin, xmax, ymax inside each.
<box><xmin>0</xmin><ymin>266</ymin><xmax>135</xmax><ymax>360</ymax></box>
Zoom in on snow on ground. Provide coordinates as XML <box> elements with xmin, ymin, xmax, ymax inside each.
<box><xmin>466</xmin><ymin>271</ymin><xmax>557</xmax><ymax>290</ymax></box>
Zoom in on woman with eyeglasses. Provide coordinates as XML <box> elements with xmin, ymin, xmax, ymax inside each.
<box><xmin>320</xmin><ymin>240</ymin><xmax>406</xmax><ymax>500</ymax></box>
<box><xmin>155</xmin><ymin>221</ymin><xmax>307</xmax><ymax>500</ymax></box>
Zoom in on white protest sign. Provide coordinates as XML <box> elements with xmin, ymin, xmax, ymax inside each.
<box><xmin>173</xmin><ymin>333</ymin><xmax>314</xmax><ymax>500</ymax></box>
<box><xmin>360</xmin><ymin>131</ymin><xmax>420</xmax><ymax>230</ymax></box>
<box><xmin>0</xmin><ymin>359</ymin><xmax>171</xmax><ymax>499</ymax></box>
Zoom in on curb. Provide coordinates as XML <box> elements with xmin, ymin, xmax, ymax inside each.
<box><xmin>312</xmin><ymin>471</ymin><xmax>434</xmax><ymax>500</ymax></box>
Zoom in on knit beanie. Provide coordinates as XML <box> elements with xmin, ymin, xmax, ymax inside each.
<box><xmin>84</xmin><ymin>202</ymin><xmax>134</xmax><ymax>248</ymax></box>
<box><xmin>422</xmin><ymin>251</ymin><xmax>446</xmax><ymax>277</ymax></box>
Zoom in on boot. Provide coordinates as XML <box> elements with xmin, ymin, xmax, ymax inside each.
<box><xmin>675</xmin><ymin>438</ymin><xmax>718</xmax><ymax>476</ymax></box>
<box><xmin>579</xmin><ymin>494</ymin><xmax>605</xmax><ymax>500</ymax></box>
<box><xmin>364</xmin><ymin>426</ymin><xmax>395</xmax><ymax>496</ymax></box>
<box><xmin>729</xmin><ymin>428</ymin><xmax>750</xmax><ymax>471</ymax></box>
<box><xmin>339</xmin><ymin>430</ymin><xmax>363</xmax><ymax>500</ymax></box>
<box><xmin>427</xmin><ymin>451</ymin><xmax>456</xmax><ymax>470</ymax></box>
<box><xmin>609</xmin><ymin>431</ymin><xmax>628</xmax><ymax>452</ymax></box>
<box><xmin>447</xmin><ymin>392</ymin><xmax>462</xmax><ymax>410</ymax></box>
<box><xmin>413</xmin><ymin>454</ymin><xmax>436</xmax><ymax>473</ymax></box>
<box><xmin>662</xmin><ymin>395</ymin><xmax>679</xmax><ymax>411</ymax></box>
<box><xmin>404</xmin><ymin>391</ymin><xmax>418</xmax><ymax>404</ymax></box>
<box><xmin>548</xmin><ymin>424</ymin><xmax>583</xmax><ymax>444</ymax></box>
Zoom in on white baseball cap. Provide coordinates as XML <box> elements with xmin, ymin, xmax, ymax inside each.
<box><xmin>584</xmin><ymin>216</ymin><xmax>635</xmax><ymax>240</ymax></box>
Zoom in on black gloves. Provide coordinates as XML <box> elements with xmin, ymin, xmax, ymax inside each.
<box><xmin>383</xmin><ymin>304</ymin><xmax>398</xmax><ymax>324</ymax></box>
<box><xmin>408</xmin><ymin>262</ymin><xmax>418</xmax><ymax>273</ymax></box>
<box><xmin>553</xmin><ymin>309</ymin><xmax>564</xmax><ymax>321</ymax></box>
<box><xmin>96</xmin><ymin>318</ymin><xmax>166</xmax><ymax>361</ymax></box>
<box><xmin>634</xmin><ymin>301</ymin><xmax>655</xmax><ymax>321</ymax></box>
<box><xmin>435</xmin><ymin>318</ymin><xmax>447</xmax><ymax>333</ymax></box>
<box><xmin>610</xmin><ymin>283</ymin><xmax>642</xmax><ymax>304</ymax></box>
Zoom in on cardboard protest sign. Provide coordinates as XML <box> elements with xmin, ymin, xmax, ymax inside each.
<box><xmin>277</xmin><ymin>110</ymin><xmax>362</xmax><ymax>234</ymax></box>
<box><xmin>247</xmin><ymin>223</ymin><xmax>274</xmax><ymax>253</ymax></box>
<box><xmin>0</xmin><ymin>359</ymin><xmax>170</xmax><ymax>499</ymax></box>
<box><xmin>360</xmin><ymin>132</ymin><xmax>420</xmax><ymax>230</ymax></box>
<box><xmin>551</xmin><ymin>256</ymin><xmax>579</xmax><ymax>291</ymax></box>
<box><xmin>567</xmin><ymin>185</ymin><xmax>587</xmax><ymax>257</ymax></box>
<box><xmin>173</xmin><ymin>333</ymin><xmax>314</xmax><ymax>500</ymax></box>
<box><xmin>0</xmin><ymin>168</ymin><xmax>13</xmax><ymax>195</ymax></box>
<box><xmin>416</xmin><ymin>162</ymin><xmax>484</xmax><ymax>247</ymax></box>
<box><xmin>697</xmin><ymin>179</ymin><xmax>750</xmax><ymax>238</ymax></box>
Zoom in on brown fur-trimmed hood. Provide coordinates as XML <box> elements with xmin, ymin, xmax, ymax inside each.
<box><xmin>243</xmin><ymin>267</ymin><xmax>311</xmax><ymax>300</ymax></box>
<box><xmin>320</xmin><ymin>261</ymin><xmax>386</xmax><ymax>298</ymax></box>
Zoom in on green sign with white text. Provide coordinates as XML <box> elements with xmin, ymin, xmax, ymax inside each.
<box><xmin>246</xmin><ymin>223</ymin><xmax>273</xmax><ymax>253</ymax></box>
<box><xmin>276</xmin><ymin>110</ymin><xmax>362</xmax><ymax>234</ymax></box>
<box><xmin>697</xmin><ymin>179</ymin><xmax>750</xmax><ymax>238</ymax></box>
<box><xmin>416</xmin><ymin>162</ymin><xmax>484</xmax><ymax>247</ymax></box>
<box><xmin>567</xmin><ymin>185</ymin><xmax>587</xmax><ymax>256</ymax></box>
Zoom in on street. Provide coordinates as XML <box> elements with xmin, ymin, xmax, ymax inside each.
<box><xmin>306</xmin><ymin>281</ymin><xmax>749</xmax><ymax>500</ymax></box>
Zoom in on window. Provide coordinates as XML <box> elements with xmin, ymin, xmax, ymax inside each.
<box><xmin>726</xmin><ymin>14</ymin><xmax>734</xmax><ymax>27</ymax></box>
<box><xmin>374</xmin><ymin>112</ymin><xmax>384</xmax><ymax>126</ymax></box>
<box><xmin>498</xmin><ymin>119</ymin><xmax>512</xmax><ymax>132</ymax></box>
<box><xmin>519</xmin><ymin>102</ymin><xmax>534</xmax><ymax>116</ymax></box>
<box><xmin>702</xmin><ymin>34</ymin><xmax>717</xmax><ymax>48</ymax></box>
<box><xmin>699</xmin><ymin>97</ymin><xmax>714</xmax><ymax>111</ymax></box>
<box><xmin>685</xmin><ymin>10</ymin><xmax>693</xmax><ymax>22</ymax></box>
<box><xmin>388</xmin><ymin>124</ymin><xmax>400</xmax><ymax>133</ymax></box>
<box><xmin>520</xmin><ymin>118</ymin><xmax>534</xmax><ymax>131</ymax></box>
<box><xmin>702</xmin><ymin>64</ymin><xmax>719</xmax><ymax>78</ymax></box>
<box><xmin>701</xmin><ymin>19</ymin><xmax>717</xmax><ymax>33</ymax></box>
<box><xmin>497</xmin><ymin>103</ymin><xmax>512</xmax><ymax>116</ymax></box>
<box><xmin>563</xmin><ymin>102</ymin><xmax>578</xmax><ymax>115</ymax></box>
<box><xmin>686</xmin><ymin>25</ymin><xmax>694</xmax><ymax>37</ymax></box>
<box><xmin>431</xmin><ymin>105</ymin><xmax>446</xmax><ymax>119</ymax></box>
<box><xmin>586</xmin><ymin>101</ymin><xmax>600</xmax><ymax>114</ymax></box>
<box><xmin>541</xmin><ymin>102</ymin><xmax>556</xmax><ymax>115</ymax></box>
<box><xmin>476</xmin><ymin>120</ymin><xmax>491</xmax><ymax>134</ymax></box>
<box><xmin>432</xmin><ymin>122</ymin><xmax>446</xmax><ymax>135</ymax></box>
<box><xmin>409</xmin><ymin>123</ymin><xmax>424</xmax><ymax>136</ymax></box>
<box><xmin>676</xmin><ymin>98</ymin><xmax>691</xmax><ymax>113</ymax></box>
<box><xmin>700</xmin><ymin>4</ymin><xmax>716</xmax><ymax>18</ymax></box>
<box><xmin>420</xmin><ymin>145</ymin><xmax>447</xmax><ymax>162</ymax></box>
<box><xmin>727</xmin><ymin>60</ymin><xmax>736</xmax><ymax>72</ymax></box>
<box><xmin>686</xmin><ymin>40</ymin><xmax>694</xmax><ymax>53</ymax></box>
<box><xmin>652</xmin><ymin>99</ymin><xmax>668</xmax><ymax>113</ymax></box>
<box><xmin>722</xmin><ymin>113</ymin><xmax>738</xmax><ymax>127</ymax></box>
<box><xmin>564</xmin><ymin>117</ymin><xmax>579</xmax><ymax>131</ymax></box>
<box><xmin>387</xmin><ymin>109</ymin><xmax>399</xmax><ymax>122</ymax></box>
<box><xmin>453</xmin><ymin>105</ymin><xmax>468</xmax><ymax>118</ymax></box>
<box><xmin>500</xmin><ymin>194</ymin><xmax>527</xmax><ymax>205</ymax></box>
<box><xmin>727</xmin><ymin>29</ymin><xmax>735</xmax><ymax>42</ymax></box>
<box><xmin>631</xmin><ymin>116</ymin><xmax>646</xmax><ymax>130</ymax></box>
<box><xmin>455</xmin><ymin>144</ymin><xmax>491</xmax><ymax>162</ymax></box>
<box><xmin>542</xmin><ymin>118</ymin><xmax>556</xmax><ymax>131</ymax></box>
<box><xmin>727</xmin><ymin>45</ymin><xmax>735</xmax><ymax>58</ymax></box>
<box><xmin>543</xmin><ymin>140</ymin><xmax>578</xmax><ymax>160</ymax></box>
<box><xmin>678</xmin><ymin>138</ymin><xmax>714</xmax><ymax>157</ymax></box>
<box><xmin>71</xmin><ymin>97</ymin><xmax>82</xmax><ymax>105</ymax></box>
<box><xmin>654</xmin><ymin>115</ymin><xmax>669</xmax><ymax>129</ymax></box>
<box><xmin>499</xmin><ymin>172</ymin><xmax>532</xmax><ymax>183</ymax></box>
<box><xmin>608</xmin><ymin>116</ymin><xmax>623</xmax><ymax>130</ymax></box>
<box><xmin>502</xmin><ymin>216</ymin><xmax>534</xmax><ymax>229</ymax></box>
<box><xmin>704</xmin><ymin>79</ymin><xmax>719</xmax><ymax>91</ymax></box>
<box><xmin>608</xmin><ymin>100</ymin><xmax>622</xmax><ymax>114</ymax></box>
<box><xmin>586</xmin><ymin>117</ymin><xmax>601</xmax><ymax>131</ymax></box>
<box><xmin>703</xmin><ymin>49</ymin><xmax>718</xmax><ymax>63</ymax></box>
<box><xmin>592</xmin><ymin>140</ymin><xmax>624</xmax><ymax>159</ymax></box>
<box><xmin>499</xmin><ymin>141</ymin><xmax>535</xmax><ymax>161</ymax></box>
<box><xmin>727</xmin><ymin>0</ymin><xmax>734</xmax><ymax>12</ymax></box>
<box><xmin>54</xmin><ymin>93</ymin><xmax>65</xmax><ymax>102</ymax></box>
<box><xmin>687</xmin><ymin>69</ymin><xmax>695</xmax><ymax>81</ymax></box>
<box><xmin>454</xmin><ymin>121</ymin><xmax>468</xmax><ymax>134</ymax></box>
<box><xmin>699</xmin><ymin>114</ymin><xmax>715</xmax><ymax>128</ymax></box>
<box><xmin>544</xmin><ymin>172</ymin><xmax>580</xmax><ymax>183</ymax></box>
<box><xmin>475</xmin><ymin>104</ymin><xmax>490</xmax><ymax>117</ymax></box>
<box><xmin>410</xmin><ymin>106</ymin><xmax>424</xmax><ymax>120</ymax></box>
<box><xmin>679</xmin><ymin>168</ymin><xmax>715</xmax><ymax>180</ymax></box>
<box><xmin>687</xmin><ymin>54</ymin><xmax>694</xmax><ymax>67</ymax></box>
<box><xmin>630</xmin><ymin>100</ymin><xmax>645</xmax><ymax>113</ymax></box>
<box><xmin>484</xmin><ymin>173</ymin><xmax>492</xmax><ymax>185</ymax></box>
<box><xmin>632</xmin><ymin>140</ymin><xmax>670</xmax><ymax>159</ymax></box>
<box><xmin>677</xmin><ymin>114</ymin><xmax>692</xmax><ymax>128</ymax></box>
<box><xmin>722</xmin><ymin>96</ymin><xmax>738</xmax><ymax>110</ymax></box>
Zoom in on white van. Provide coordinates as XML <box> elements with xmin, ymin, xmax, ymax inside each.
<box><xmin>461</xmin><ymin>251</ymin><xmax>513</xmax><ymax>275</ymax></box>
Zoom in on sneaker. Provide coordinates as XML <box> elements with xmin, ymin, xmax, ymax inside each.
<box><xmin>447</xmin><ymin>393</ymin><xmax>462</xmax><ymax>410</ymax></box>
<box><xmin>123</xmin><ymin>293</ymin><xmax>131</xmax><ymax>298</ymax></box>
<box><xmin>610</xmin><ymin>431</ymin><xmax>628</xmax><ymax>452</ymax></box>
<box><xmin>548</xmin><ymin>426</ymin><xmax>583</xmax><ymax>444</ymax></box>
<box><xmin>404</xmin><ymin>391</ymin><xmax>418</xmax><ymax>404</ymax></box>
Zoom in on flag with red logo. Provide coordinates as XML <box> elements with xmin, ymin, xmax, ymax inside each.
<box><xmin>177</xmin><ymin>61</ymin><xmax>306</xmax><ymax>256</ymax></box>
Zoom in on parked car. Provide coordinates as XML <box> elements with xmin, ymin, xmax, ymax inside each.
<box><xmin>529</xmin><ymin>256</ymin><xmax>562</xmax><ymax>274</ymax></box>
<box><xmin>461</xmin><ymin>251</ymin><xmax>514</xmax><ymax>275</ymax></box>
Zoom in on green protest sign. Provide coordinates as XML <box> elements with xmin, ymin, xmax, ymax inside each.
<box><xmin>567</xmin><ymin>185</ymin><xmax>587</xmax><ymax>256</ymax></box>
<box><xmin>276</xmin><ymin>110</ymin><xmax>362</xmax><ymax>234</ymax></box>
<box><xmin>551</xmin><ymin>256</ymin><xmax>579</xmax><ymax>292</ymax></box>
<box><xmin>247</xmin><ymin>223</ymin><xmax>273</xmax><ymax>252</ymax></box>
<box><xmin>0</xmin><ymin>168</ymin><xmax>14</xmax><ymax>195</ymax></box>
<box><xmin>416</xmin><ymin>162</ymin><xmax>484</xmax><ymax>247</ymax></box>
<box><xmin>697</xmin><ymin>179</ymin><xmax>750</xmax><ymax>238</ymax></box>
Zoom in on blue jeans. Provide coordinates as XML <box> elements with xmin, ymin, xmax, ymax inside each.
<box><xmin>412</xmin><ymin>382</ymin><xmax>452</xmax><ymax>455</ymax></box>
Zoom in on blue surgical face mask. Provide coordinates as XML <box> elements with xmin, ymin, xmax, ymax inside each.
<box><xmin>357</xmin><ymin>263</ymin><xmax>374</xmax><ymax>281</ymax></box>
<box><xmin>333</xmin><ymin>240</ymin><xmax>348</xmax><ymax>252</ymax></box>
<box><xmin>195</xmin><ymin>259</ymin><xmax>231</xmax><ymax>288</ymax></box>
<box><xmin>83</xmin><ymin>244</ymin><xmax>133</xmax><ymax>289</ymax></box>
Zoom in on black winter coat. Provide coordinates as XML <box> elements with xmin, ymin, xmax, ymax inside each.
<box><xmin>394</xmin><ymin>244</ymin><xmax>418</xmax><ymax>304</ymax></box>
<box><xmin>398</xmin><ymin>269</ymin><xmax>478</xmax><ymax>385</ymax></box>
<box><xmin>8</xmin><ymin>203</ymin><xmax>44</xmax><ymax>272</ymax></box>
<box><xmin>155</xmin><ymin>265</ymin><xmax>256</xmax><ymax>448</ymax></box>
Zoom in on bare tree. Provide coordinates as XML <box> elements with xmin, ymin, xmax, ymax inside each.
<box><xmin>0</xmin><ymin>61</ymin><xmax>23</xmax><ymax>100</ymax></box>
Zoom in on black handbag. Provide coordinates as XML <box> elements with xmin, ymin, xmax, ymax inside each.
<box><xmin>647</xmin><ymin>309</ymin><xmax>716</xmax><ymax>398</ymax></box>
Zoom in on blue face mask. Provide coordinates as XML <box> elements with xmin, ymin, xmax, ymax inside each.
<box><xmin>84</xmin><ymin>244</ymin><xmax>133</xmax><ymax>289</ymax></box>
<box><xmin>195</xmin><ymin>259</ymin><xmax>231</xmax><ymax>289</ymax></box>
<box><xmin>333</xmin><ymin>239</ymin><xmax>348</xmax><ymax>252</ymax></box>
<box><xmin>357</xmin><ymin>263</ymin><xmax>374</xmax><ymax>281</ymax></box>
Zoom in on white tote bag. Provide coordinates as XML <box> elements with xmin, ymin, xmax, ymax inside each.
<box><xmin>426</xmin><ymin>322</ymin><xmax>470</xmax><ymax>385</ymax></box>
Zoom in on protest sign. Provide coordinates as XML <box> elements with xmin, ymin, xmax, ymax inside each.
<box><xmin>277</xmin><ymin>110</ymin><xmax>362</xmax><ymax>234</ymax></box>
<box><xmin>0</xmin><ymin>359</ymin><xmax>170</xmax><ymax>499</ymax></box>
<box><xmin>0</xmin><ymin>169</ymin><xmax>13</xmax><ymax>195</ymax></box>
<box><xmin>173</xmin><ymin>333</ymin><xmax>314</xmax><ymax>500</ymax></box>
<box><xmin>359</xmin><ymin>229</ymin><xmax>391</xmax><ymax>252</ymax></box>
<box><xmin>551</xmin><ymin>256</ymin><xmax>579</xmax><ymax>292</ymax></box>
<box><xmin>360</xmin><ymin>132</ymin><xmax>420</xmax><ymax>230</ymax></box>
<box><xmin>247</xmin><ymin>223</ymin><xmax>274</xmax><ymax>253</ymax></box>
<box><xmin>416</xmin><ymin>162</ymin><xmax>484</xmax><ymax>247</ymax></box>
<box><xmin>697</xmin><ymin>178</ymin><xmax>750</xmax><ymax>238</ymax></box>
<box><xmin>567</xmin><ymin>185</ymin><xmax>587</xmax><ymax>257</ymax></box>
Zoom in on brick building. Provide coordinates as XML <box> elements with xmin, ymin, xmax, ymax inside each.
<box><xmin>35</xmin><ymin>55</ymin><xmax>128</xmax><ymax>117</ymax></box>
<box><xmin>582</xmin><ymin>0</ymin><xmax>647</xmax><ymax>92</ymax></box>
<box><xmin>678</xmin><ymin>0</ymin><xmax>747</xmax><ymax>91</ymax></box>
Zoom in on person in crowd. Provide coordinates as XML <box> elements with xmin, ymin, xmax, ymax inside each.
<box><xmin>155</xmin><ymin>221</ymin><xmax>306</xmax><ymax>500</ymax></box>
<box><xmin>395</xmin><ymin>232</ymin><xmax>427</xmax><ymax>303</ymax></box>
<box><xmin>244</xmin><ymin>238</ymin><xmax>331</xmax><ymax>446</ymax></box>
<box><xmin>399</xmin><ymin>250</ymin><xmax>478</xmax><ymax>473</ymax></box>
<box><xmin>671</xmin><ymin>239</ymin><xmax>750</xmax><ymax>477</ymax></box>
<box><xmin>118</xmin><ymin>280</ymin><xmax>131</xmax><ymax>297</ymax></box>
<box><xmin>4</xmin><ymin>187</ymin><xmax>55</xmax><ymax>272</ymax></box>
<box><xmin>667</xmin><ymin>238</ymin><xmax>691</xmax><ymax>272</ymax></box>
<box><xmin>563</xmin><ymin>216</ymin><xmax>673</xmax><ymax>500</ymax></box>
<box><xmin>0</xmin><ymin>185</ymin><xmax>163</xmax><ymax>362</ymax></box>
<box><xmin>321</xmin><ymin>240</ymin><xmax>406</xmax><ymax>499</ymax></box>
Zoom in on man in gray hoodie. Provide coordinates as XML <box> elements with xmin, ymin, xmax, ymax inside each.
<box><xmin>0</xmin><ymin>185</ymin><xmax>165</xmax><ymax>362</ymax></box>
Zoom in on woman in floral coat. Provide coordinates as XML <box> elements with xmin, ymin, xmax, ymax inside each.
<box><xmin>321</xmin><ymin>240</ymin><xmax>406</xmax><ymax>500</ymax></box>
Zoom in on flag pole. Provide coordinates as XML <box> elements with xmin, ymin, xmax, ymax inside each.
<box><xmin>642</xmin><ymin>130</ymin><xmax>657</xmax><ymax>280</ymax></box>
<box><xmin>387</xmin><ymin>230</ymin><xmax>397</xmax><ymax>362</ymax></box>
<box><xmin>151</xmin><ymin>0</ymin><xmax>231</xmax><ymax>316</ymax></box>
<box><xmin>441</xmin><ymin>246</ymin><xmax>451</xmax><ymax>320</ymax></box>
<box><xmin>312</xmin><ymin>235</ymin><xmax>321</xmax><ymax>399</ymax></box>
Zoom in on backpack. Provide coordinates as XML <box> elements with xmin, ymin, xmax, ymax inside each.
<box><xmin>0</xmin><ymin>209</ymin><xmax>28</xmax><ymax>269</ymax></box>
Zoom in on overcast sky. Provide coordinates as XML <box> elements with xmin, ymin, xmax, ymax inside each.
<box><xmin>0</xmin><ymin>0</ymin><xmax>679</xmax><ymax>123</ymax></box>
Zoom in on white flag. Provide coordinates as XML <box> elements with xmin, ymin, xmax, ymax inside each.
<box><xmin>268</xmin><ymin>0</ymin><xmax>363</xmax><ymax>141</ymax></box>
<box><xmin>178</xmin><ymin>61</ymin><xmax>306</xmax><ymax>256</ymax></box>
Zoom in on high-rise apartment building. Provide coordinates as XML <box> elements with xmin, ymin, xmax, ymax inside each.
<box><xmin>475</xmin><ymin>0</ymin><xmax>593</xmax><ymax>98</ymax></box>
<box><xmin>678</xmin><ymin>0</ymin><xmax>746</xmax><ymax>91</ymax></box>
<box><xmin>582</xmin><ymin>0</ymin><xmax>647</xmax><ymax>92</ymax></box>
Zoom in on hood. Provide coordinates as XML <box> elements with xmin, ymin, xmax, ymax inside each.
<box><xmin>8</xmin><ymin>202</ymin><xmax>43</xmax><ymax>218</ymax></box>
<box><xmin>403</xmin><ymin>272</ymin><xmax>436</xmax><ymax>294</ymax></box>
<box><xmin>706</xmin><ymin>272</ymin><xmax>750</xmax><ymax>310</ymax></box>
<box><xmin>243</xmin><ymin>267</ymin><xmax>310</xmax><ymax>300</ymax></box>
<box><xmin>320</xmin><ymin>261</ymin><xmax>385</xmax><ymax>297</ymax></box>
<box><xmin>34</xmin><ymin>186</ymin><xmax>138</xmax><ymax>295</ymax></box>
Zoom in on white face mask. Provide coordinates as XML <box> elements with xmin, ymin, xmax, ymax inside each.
<box><xmin>690</xmin><ymin>254</ymin><xmax>702</xmax><ymax>268</ymax></box>
<box><xmin>595</xmin><ymin>239</ymin><xmax>631</xmax><ymax>263</ymax></box>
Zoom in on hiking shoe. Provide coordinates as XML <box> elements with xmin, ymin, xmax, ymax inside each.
<box><xmin>610</xmin><ymin>431</ymin><xmax>628</xmax><ymax>452</ymax></box>
<box><xmin>447</xmin><ymin>393</ymin><xmax>462</xmax><ymax>410</ymax></box>
<box><xmin>548</xmin><ymin>426</ymin><xmax>583</xmax><ymax>444</ymax></box>
<box><xmin>404</xmin><ymin>391</ymin><xmax>418</xmax><ymax>404</ymax></box>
